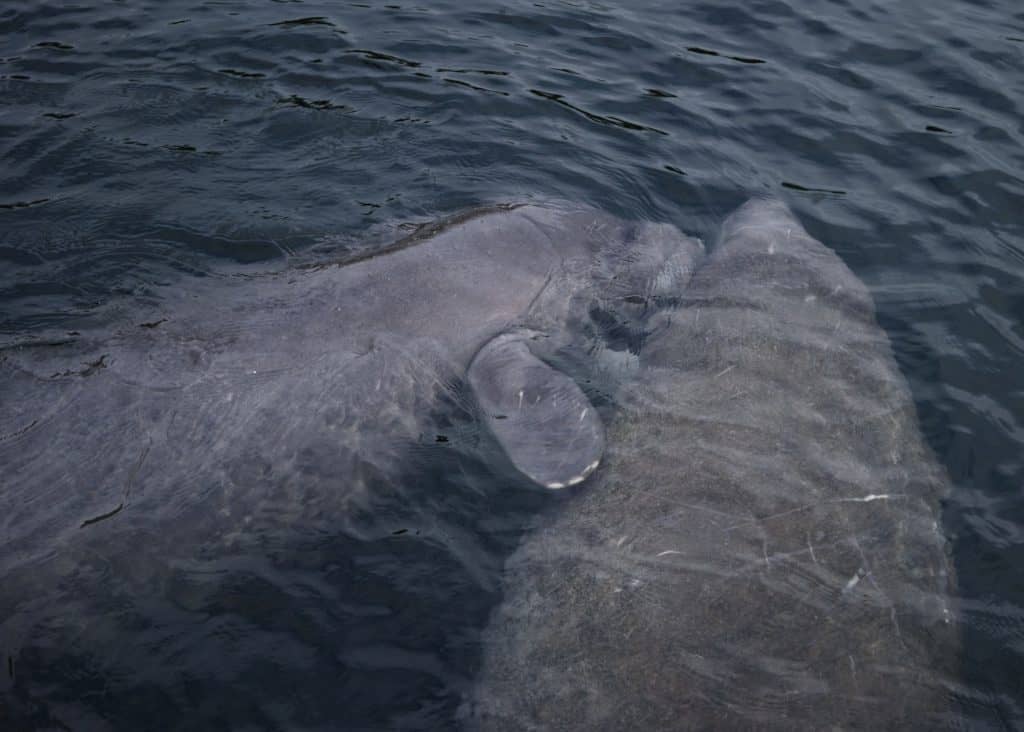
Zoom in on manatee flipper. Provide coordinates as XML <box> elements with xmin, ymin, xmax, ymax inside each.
<box><xmin>468</xmin><ymin>332</ymin><xmax>604</xmax><ymax>489</ymax></box>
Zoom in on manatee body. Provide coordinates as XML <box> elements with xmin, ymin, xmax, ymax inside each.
<box><xmin>0</xmin><ymin>204</ymin><xmax>703</xmax><ymax>726</ymax></box>
<box><xmin>2</xmin><ymin>205</ymin><xmax>689</xmax><ymax>550</ymax></box>
<box><xmin>469</xmin><ymin>199</ymin><xmax>959</xmax><ymax>729</ymax></box>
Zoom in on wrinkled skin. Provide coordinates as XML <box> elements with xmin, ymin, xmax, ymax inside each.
<box><xmin>469</xmin><ymin>199</ymin><xmax>959</xmax><ymax>730</ymax></box>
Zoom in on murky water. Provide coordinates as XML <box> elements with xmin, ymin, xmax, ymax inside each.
<box><xmin>1</xmin><ymin>0</ymin><xmax>1022</xmax><ymax>728</ymax></box>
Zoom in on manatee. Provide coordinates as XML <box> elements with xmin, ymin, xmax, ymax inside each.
<box><xmin>0</xmin><ymin>203</ymin><xmax>703</xmax><ymax>726</ymax></box>
<box><xmin>0</xmin><ymin>206</ymin><xmax>703</xmax><ymax>535</ymax></box>
<box><xmin>468</xmin><ymin>199</ymin><xmax>960</xmax><ymax>729</ymax></box>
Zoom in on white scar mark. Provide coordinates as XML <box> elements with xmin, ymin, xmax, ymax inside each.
<box><xmin>579</xmin><ymin>408</ymin><xmax>588</xmax><ymax>422</ymax></box>
<box><xmin>714</xmin><ymin>364</ymin><xmax>735</xmax><ymax>379</ymax></box>
<box><xmin>846</xmin><ymin>493</ymin><xmax>899</xmax><ymax>503</ymax></box>
<box><xmin>848</xmin><ymin>532</ymin><xmax>904</xmax><ymax>642</ymax></box>
<box><xmin>807</xmin><ymin>533</ymin><xmax>819</xmax><ymax>565</ymax></box>
<box><xmin>615</xmin><ymin>535</ymin><xmax>629</xmax><ymax>547</ymax></box>
<box><xmin>843</xmin><ymin>569</ymin><xmax>863</xmax><ymax>592</ymax></box>
<box><xmin>724</xmin><ymin>494</ymin><xmax>907</xmax><ymax>531</ymax></box>
<box><xmin>656</xmin><ymin>550</ymin><xmax>682</xmax><ymax>557</ymax></box>
<box><xmin>517</xmin><ymin>389</ymin><xmax>524</xmax><ymax>409</ymax></box>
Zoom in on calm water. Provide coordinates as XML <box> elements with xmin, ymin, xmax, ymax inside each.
<box><xmin>1</xmin><ymin>0</ymin><xmax>1022</xmax><ymax>729</ymax></box>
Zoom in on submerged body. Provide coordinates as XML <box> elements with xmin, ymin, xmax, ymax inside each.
<box><xmin>469</xmin><ymin>199</ymin><xmax>959</xmax><ymax>729</ymax></box>
<box><xmin>0</xmin><ymin>203</ymin><xmax>701</xmax><ymax>728</ymax></box>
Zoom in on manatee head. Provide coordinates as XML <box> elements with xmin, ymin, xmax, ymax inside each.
<box><xmin>467</xmin><ymin>216</ymin><xmax>703</xmax><ymax>490</ymax></box>
<box><xmin>585</xmin><ymin>220</ymin><xmax>704</xmax><ymax>355</ymax></box>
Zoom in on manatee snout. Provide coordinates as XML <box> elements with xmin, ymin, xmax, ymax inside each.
<box><xmin>587</xmin><ymin>221</ymin><xmax>704</xmax><ymax>355</ymax></box>
<box><xmin>615</xmin><ymin>221</ymin><xmax>705</xmax><ymax>306</ymax></box>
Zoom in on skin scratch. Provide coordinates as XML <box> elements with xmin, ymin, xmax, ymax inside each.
<box><xmin>843</xmin><ymin>569</ymin><xmax>863</xmax><ymax>592</ymax></box>
<box><xmin>807</xmin><ymin>532</ymin><xmax>818</xmax><ymax>565</ymax></box>
<box><xmin>847</xmin><ymin>532</ymin><xmax>904</xmax><ymax>643</ymax></box>
<box><xmin>848</xmin><ymin>535</ymin><xmax>881</xmax><ymax>595</ymax></box>
<box><xmin>725</xmin><ymin>494</ymin><xmax>908</xmax><ymax>531</ymax></box>
<box><xmin>846</xmin><ymin>493</ymin><xmax>900</xmax><ymax>503</ymax></box>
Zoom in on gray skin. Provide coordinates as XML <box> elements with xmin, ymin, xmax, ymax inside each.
<box><xmin>468</xmin><ymin>199</ymin><xmax>959</xmax><ymax>730</ymax></box>
<box><xmin>0</xmin><ymin>205</ymin><xmax>701</xmax><ymax>555</ymax></box>
<box><xmin>0</xmin><ymin>204</ymin><xmax>702</xmax><ymax>725</ymax></box>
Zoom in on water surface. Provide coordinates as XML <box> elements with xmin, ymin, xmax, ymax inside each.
<box><xmin>1</xmin><ymin>0</ymin><xmax>1022</xmax><ymax>728</ymax></box>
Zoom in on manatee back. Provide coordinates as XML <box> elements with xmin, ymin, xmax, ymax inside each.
<box><xmin>469</xmin><ymin>199</ymin><xmax>959</xmax><ymax>730</ymax></box>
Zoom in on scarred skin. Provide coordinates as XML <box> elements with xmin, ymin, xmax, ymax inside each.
<box><xmin>468</xmin><ymin>199</ymin><xmax>959</xmax><ymax>731</ymax></box>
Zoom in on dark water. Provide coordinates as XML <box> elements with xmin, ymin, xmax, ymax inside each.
<box><xmin>1</xmin><ymin>0</ymin><xmax>1022</xmax><ymax>729</ymax></box>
